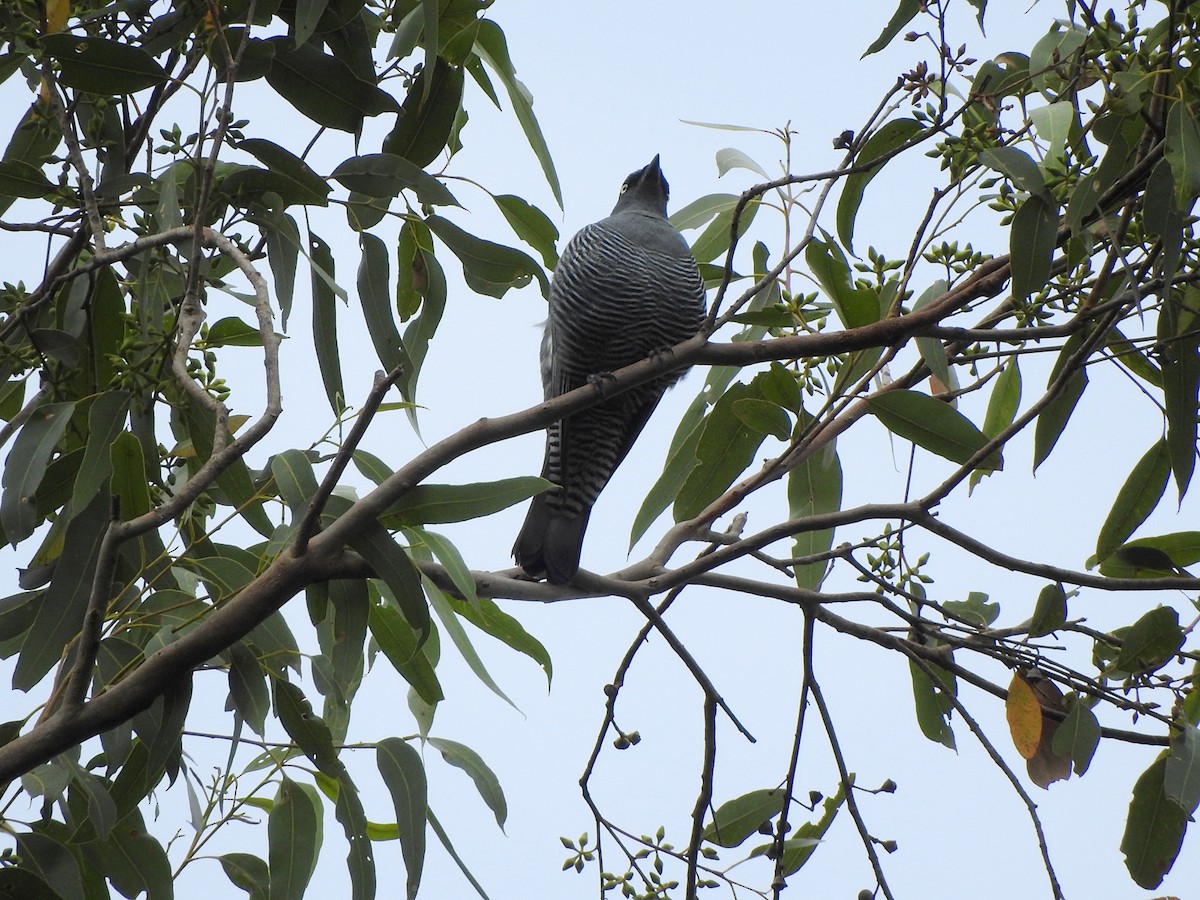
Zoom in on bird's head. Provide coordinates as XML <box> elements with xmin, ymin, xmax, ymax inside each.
<box><xmin>611</xmin><ymin>154</ymin><xmax>669</xmax><ymax>217</ymax></box>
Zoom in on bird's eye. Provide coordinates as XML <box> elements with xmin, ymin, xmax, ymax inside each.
<box><xmin>619</xmin><ymin>183</ymin><xmax>630</xmax><ymax>194</ymax></box>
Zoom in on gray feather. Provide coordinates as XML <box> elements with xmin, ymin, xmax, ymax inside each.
<box><xmin>513</xmin><ymin>155</ymin><xmax>706</xmax><ymax>583</ymax></box>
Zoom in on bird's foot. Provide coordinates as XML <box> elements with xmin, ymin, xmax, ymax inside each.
<box><xmin>587</xmin><ymin>370</ymin><xmax>618</xmax><ymax>397</ymax></box>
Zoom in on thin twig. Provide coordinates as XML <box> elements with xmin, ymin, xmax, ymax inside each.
<box><xmin>293</xmin><ymin>366</ymin><xmax>405</xmax><ymax>555</ymax></box>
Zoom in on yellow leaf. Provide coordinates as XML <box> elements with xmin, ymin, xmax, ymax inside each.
<box><xmin>1006</xmin><ymin>672</ymin><xmax>1042</xmax><ymax>759</ymax></box>
<box><xmin>45</xmin><ymin>0</ymin><xmax>70</xmax><ymax>33</ymax></box>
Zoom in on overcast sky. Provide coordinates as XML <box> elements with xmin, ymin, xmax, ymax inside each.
<box><xmin>3</xmin><ymin>1</ymin><xmax>1198</xmax><ymax>898</ymax></box>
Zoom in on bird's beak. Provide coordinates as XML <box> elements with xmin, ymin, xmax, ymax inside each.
<box><xmin>649</xmin><ymin>154</ymin><xmax>662</xmax><ymax>173</ymax></box>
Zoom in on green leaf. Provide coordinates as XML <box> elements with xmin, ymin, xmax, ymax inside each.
<box><xmin>1009</xmin><ymin>193</ymin><xmax>1059</xmax><ymax>303</ymax></box>
<box><xmin>357</xmin><ymin>232</ymin><xmax>410</xmax><ymax>379</ymax></box>
<box><xmin>1113</xmin><ymin>532</ymin><xmax>1200</xmax><ymax>569</ymax></box>
<box><xmin>978</xmin><ymin>146</ymin><xmax>1049</xmax><ymax>199</ymax></box>
<box><xmin>669</xmin><ymin>192</ymin><xmax>740</xmax><ymax>231</ymax></box>
<box><xmin>268</xmin><ymin>776</ymin><xmax>323</xmax><ymax>900</ymax></box>
<box><xmin>787</xmin><ymin>442</ymin><xmax>843</xmax><ymax>591</ymax></box>
<box><xmin>384</xmin><ymin>477</ymin><xmax>551</xmax><ymax>526</ymax></box>
<box><xmin>1165</xmin><ymin>102</ymin><xmax>1200</xmax><ymax>206</ymax></box>
<box><xmin>1121</xmin><ymin>753</ymin><xmax>1188</xmax><ymax>889</ymax></box>
<box><xmin>1033</xmin><ymin>335</ymin><xmax>1089</xmax><ymax>472</ymax></box>
<box><xmin>701</xmin><ymin>788</ymin><xmax>785</xmax><ymax>848</ymax></box>
<box><xmin>1165</xmin><ymin>726</ymin><xmax>1200</xmax><ymax>816</ymax></box>
<box><xmin>715</xmin><ymin>147</ymin><xmax>768</xmax><ymax>178</ymax></box>
<box><xmin>228</xmin><ymin>642</ymin><xmax>269</xmax><ymax>736</ymax></box>
<box><xmin>265</xmin><ymin>38</ymin><xmax>399</xmax><ymax>133</ymax></box>
<box><xmin>0</xmin><ymin>867</ymin><xmax>62</xmax><ymax>900</ymax></box>
<box><xmin>474</xmin><ymin>20</ymin><xmax>562</xmax><ymax>206</ymax></box>
<box><xmin>236</xmin><ymin>139</ymin><xmax>331</xmax><ymax>206</ymax></box>
<box><xmin>837</xmin><ymin>118</ymin><xmax>923</xmax><ymax>253</ymax></box>
<box><xmin>270</xmin><ymin>448</ymin><xmax>319</xmax><ymax>519</ymax></box>
<box><xmin>383</xmin><ymin>57</ymin><xmax>463</xmax><ymax>167</ymax></box>
<box><xmin>675</xmin><ymin>380</ymin><xmax>769</xmax><ymax>521</ymax></box>
<box><xmin>1115</xmin><ymin>606</ymin><xmax>1184</xmax><ymax>675</ymax></box>
<box><xmin>331</xmin><ymin>153</ymin><xmax>459</xmax><ymax>207</ymax></box>
<box><xmin>863</xmin><ymin>0</ymin><xmax>921</xmax><ymax>56</ymax></box>
<box><xmin>272</xmin><ymin>678</ymin><xmax>340</xmax><ymax>775</ymax></box>
<box><xmin>690</xmin><ymin>201</ymin><xmax>758</xmax><ymax>264</ymax></box>
<box><xmin>377</xmin><ymin>737</ymin><xmax>427</xmax><ymax>900</ymax></box>
<box><xmin>206</xmin><ymin>317</ymin><xmax>263</xmax><ymax>347</ymax></box>
<box><xmin>730</xmin><ymin>397</ymin><xmax>790</xmax><ymax>440</ymax></box>
<box><xmin>427</xmin><ymin>737</ymin><xmax>507</xmax><ymax>829</ymax></box>
<box><xmin>421</xmin><ymin>574</ymin><xmax>516</xmax><ymax>706</ymax></box>
<box><xmin>748</xmin><ymin>781</ymin><xmax>846</xmax><ymax>875</ymax></box>
<box><xmin>868</xmin><ymin>390</ymin><xmax>1000</xmax><ymax>469</ymax></box>
<box><xmin>446</xmin><ymin>595</ymin><xmax>552</xmax><ymax>685</ymax></box>
<box><xmin>982</xmin><ymin>358</ymin><xmax>1022</xmax><ymax>438</ymax></box>
<box><xmin>70</xmin><ymin>391</ymin><xmax>130</xmax><ymax>515</ymax></box>
<box><xmin>1050</xmin><ymin>695</ymin><xmax>1100</xmax><ymax>776</ymax></box>
<box><xmin>42</xmin><ymin>34</ymin><xmax>169</xmax><ymax>94</ymax></box>
<box><xmin>2</xmin><ymin>401</ymin><xmax>76</xmax><ymax>544</ymax></box>
<box><xmin>1159</xmin><ymin>289</ymin><xmax>1200</xmax><ymax>498</ymax></box>
<box><xmin>261</xmin><ymin>212</ymin><xmax>300</xmax><ymax>327</ymax></box>
<box><xmin>220</xmin><ymin>852</ymin><xmax>269</xmax><ymax>899</ymax></box>
<box><xmin>426</xmin><ymin>214</ymin><xmax>548</xmax><ymax>298</ymax></box>
<box><xmin>0</xmin><ymin>160</ymin><xmax>56</xmax><ymax>198</ymax></box>
<box><xmin>909</xmin><ymin>653</ymin><xmax>956</xmax><ymax>749</ymax></box>
<box><xmin>1027</xmin><ymin>583</ymin><xmax>1067</xmax><ymax>638</ymax></box>
<box><xmin>13</xmin><ymin>492</ymin><xmax>107</xmax><ymax>690</ymax></box>
<box><xmin>942</xmin><ymin>591</ymin><xmax>999</xmax><ymax>627</ymax></box>
<box><xmin>309</xmin><ymin>231</ymin><xmax>344</xmax><ymax>414</ymax></box>
<box><xmin>806</xmin><ymin>237</ymin><xmax>878</xmax><ymax>329</ymax></box>
<box><xmin>333</xmin><ymin>769</ymin><xmax>376</xmax><ymax>900</ymax></box>
<box><xmin>1095</xmin><ymin>439</ymin><xmax>1170</xmax><ymax>560</ymax></box>
<box><xmin>93</xmin><ymin>809</ymin><xmax>173</xmax><ymax>900</ymax></box>
<box><xmin>368</xmin><ymin>592</ymin><xmax>442</xmax><ymax>704</ymax></box>
<box><xmin>493</xmin><ymin>194</ymin><xmax>559</xmax><ymax>268</ymax></box>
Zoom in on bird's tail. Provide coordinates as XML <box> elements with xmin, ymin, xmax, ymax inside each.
<box><xmin>513</xmin><ymin>494</ymin><xmax>592</xmax><ymax>584</ymax></box>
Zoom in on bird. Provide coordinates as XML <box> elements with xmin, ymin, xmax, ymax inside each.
<box><xmin>513</xmin><ymin>155</ymin><xmax>707</xmax><ymax>583</ymax></box>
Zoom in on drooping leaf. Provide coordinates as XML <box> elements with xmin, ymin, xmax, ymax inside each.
<box><xmin>909</xmin><ymin>652</ymin><xmax>956</xmax><ymax>749</ymax></box>
<box><xmin>474</xmin><ymin>20</ymin><xmax>561</xmax><ymax>205</ymax></box>
<box><xmin>1165</xmin><ymin>726</ymin><xmax>1200</xmax><ymax>816</ymax></box>
<box><xmin>1051</xmin><ymin>695</ymin><xmax>1101</xmax><ymax>776</ymax></box>
<box><xmin>308</xmin><ymin>231</ymin><xmax>344</xmax><ymax>414</ymax></box>
<box><xmin>1009</xmin><ymin>193</ymin><xmax>1059</xmax><ymax>303</ymax></box>
<box><xmin>426</xmin><ymin>214</ymin><xmax>548</xmax><ymax>298</ymax></box>
<box><xmin>493</xmin><ymin>194</ymin><xmax>559</xmax><ymax>268</ymax></box>
<box><xmin>1121</xmin><ymin>753</ymin><xmax>1188</xmax><ymax>889</ymax></box>
<box><xmin>12</xmin><ymin>492</ymin><xmax>107</xmax><ymax>690</ymax></box>
<box><xmin>2</xmin><ymin>401</ymin><xmax>76</xmax><ymax>544</ymax></box>
<box><xmin>806</xmin><ymin>237</ymin><xmax>878</xmax><ymax>329</ymax></box>
<box><xmin>863</xmin><ymin>0</ymin><xmax>921</xmax><ymax>56</ymax></box>
<box><xmin>238</xmin><ymin>139</ymin><xmax>330</xmax><ymax>207</ymax></box>
<box><xmin>377</xmin><ymin>737</ymin><xmax>427</xmax><ymax>900</ymax></box>
<box><xmin>787</xmin><ymin>442</ymin><xmax>843</xmax><ymax>591</ymax></box>
<box><xmin>356</xmin><ymin>232</ymin><xmax>410</xmax><ymax>379</ymax></box>
<box><xmin>837</xmin><ymin>118</ymin><xmax>923</xmax><ymax>253</ymax></box>
<box><xmin>1006</xmin><ymin>672</ymin><xmax>1042</xmax><ymax>760</ymax></box>
<box><xmin>268</xmin><ymin>776</ymin><xmax>323</xmax><ymax>900</ymax></box>
<box><xmin>427</xmin><ymin>737</ymin><xmax>507</xmax><ymax>829</ymax></box>
<box><xmin>1027</xmin><ymin>583</ymin><xmax>1067</xmax><ymax>638</ymax></box>
<box><xmin>1095</xmin><ymin>439</ymin><xmax>1171</xmax><ymax>560</ymax></box>
<box><xmin>367</xmin><ymin>592</ymin><xmax>441</xmax><ymax>704</ymax></box>
<box><xmin>383</xmin><ymin>57</ymin><xmax>463</xmax><ymax>167</ymax></box>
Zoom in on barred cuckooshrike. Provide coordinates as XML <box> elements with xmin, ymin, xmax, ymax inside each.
<box><xmin>513</xmin><ymin>155</ymin><xmax>706</xmax><ymax>583</ymax></box>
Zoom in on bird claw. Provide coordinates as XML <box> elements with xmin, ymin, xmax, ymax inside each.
<box><xmin>587</xmin><ymin>370</ymin><xmax>618</xmax><ymax>397</ymax></box>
